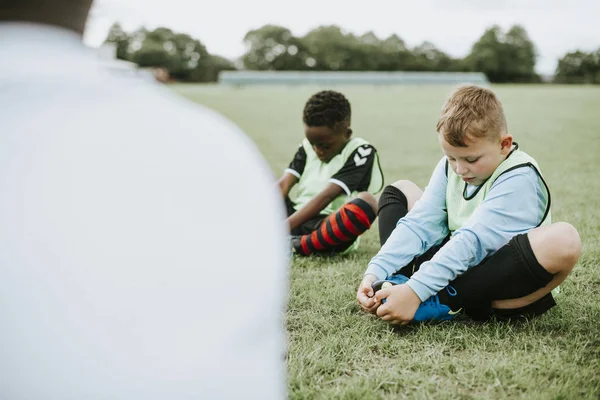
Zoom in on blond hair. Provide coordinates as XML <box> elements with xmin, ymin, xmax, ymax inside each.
<box><xmin>436</xmin><ymin>85</ymin><xmax>507</xmax><ymax>147</ymax></box>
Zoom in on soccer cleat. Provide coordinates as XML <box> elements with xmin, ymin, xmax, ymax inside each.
<box><xmin>413</xmin><ymin>289</ymin><xmax>461</xmax><ymax>322</ymax></box>
<box><xmin>289</xmin><ymin>235</ymin><xmax>307</xmax><ymax>256</ymax></box>
<box><xmin>371</xmin><ymin>275</ymin><xmax>461</xmax><ymax>322</ymax></box>
<box><xmin>371</xmin><ymin>274</ymin><xmax>409</xmax><ymax>294</ymax></box>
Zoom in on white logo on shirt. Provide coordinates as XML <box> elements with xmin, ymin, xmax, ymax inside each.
<box><xmin>354</xmin><ymin>154</ymin><xmax>367</xmax><ymax>166</ymax></box>
<box><xmin>357</xmin><ymin>146</ymin><xmax>372</xmax><ymax>157</ymax></box>
<box><xmin>354</xmin><ymin>146</ymin><xmax>372</xmax><ymax>166</ymax></box>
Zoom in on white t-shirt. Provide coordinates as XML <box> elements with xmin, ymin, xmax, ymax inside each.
<box><xmin>0</xmin><ymin>22</ymin><xmax>288</xmax><ymax>400</ymax></box>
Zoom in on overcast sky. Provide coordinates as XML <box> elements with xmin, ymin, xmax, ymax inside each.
<box><xmin>84</xmin><ymin>0</ymin><xmax>599</xmax><ymax>75</ymax></box>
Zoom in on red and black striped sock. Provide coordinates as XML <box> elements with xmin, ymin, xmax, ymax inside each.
<box><xmin>295</xmin><ymin>198</ymin><xmax>376</xmax><ymax>256</ymax></box>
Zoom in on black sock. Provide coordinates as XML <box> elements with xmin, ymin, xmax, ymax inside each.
<box><xmin>298</xmin><ymin>198</ymin><xmax>376</xmax><ymax>256</ymax></box>
<box><xmin>378</xmin><ymin>185</ymin><xmax>409</xmax><ymax>246</ymax></box>
<box><xmin>437</xmin><ymin>289</ymin><xmax>453</xmax><ymax>308</ymax></box>
<box><xmin>435</xmin><ymin>287</ymin><xmax>491</xmax><ymax>321</ymax></box>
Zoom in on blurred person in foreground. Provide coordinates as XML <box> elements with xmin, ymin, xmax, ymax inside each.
<box><xmin>0</xmin><ymin>1</ymin><xmax>288</xmax><ymax>398</ymax></box>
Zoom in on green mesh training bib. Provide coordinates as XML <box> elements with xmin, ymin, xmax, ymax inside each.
<box><xmin>446</xmin><ymin>146</ymin><xmax>551</xmax><ymax>234</ymax></box>
<box><xmin>293</xmin><ymin>137</ymin><xmax>384</xmax><ymax>215</ymax></box>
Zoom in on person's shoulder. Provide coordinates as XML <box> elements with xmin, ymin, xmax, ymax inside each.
<box><xmin>106</xmin><ymin>77</ymin><xmax>236</xmax><ymax>127</ymax></box>
<box><xmin>343</xmin><ymin>137</ymin><xmax>379</xmax><ymax>160</ymax></box>
<box><xmin>492</xmin><ymin>164</ymin><xmax>540</xmax><ymax>188</ymax></box>
<box><xmin>73</xmin><ymin>73</ymin><xmax>272</xmax><ymax>179</ymax></box>
<box><xmin>96</xmin><ymin>75</ymin><xmax>258</xmax><ymax>148</ymax></box>
<box><xmin>351</xmin><ymin>137</ymin><xmax>376</xmax><ymax>149</ymax></box>
<box><xmin>298</xmin><ymin>137</ymin><xmax>310</xmax><ymax>149</ymax></box>
<box><xmin>434</xmin><ymin>156</ymin><xmax>448</xmax><ymax>175</ymax></box>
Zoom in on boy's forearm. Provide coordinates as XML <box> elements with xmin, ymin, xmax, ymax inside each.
<box><xmin>366</xmin><ymin>223</ymin><xmax>428</xmax><ymax>280</ymax></box>
<box><xmin>364</xmin><ymin>264</ymin><xmax>387</xmax><ymax>281</ymax></box>
<box><xmin>277</xmin><ymin>180</ymin><xmax>290</xmax><ymax>199</ymax></box>
<box><xmin>408</xmin><ymin>230</ymin><xmax>478</xmax><ymax>301</ymax></box>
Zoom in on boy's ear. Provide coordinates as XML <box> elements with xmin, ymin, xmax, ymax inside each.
<box><xmin>346</xmin><ymin>128</ymin><xmax>353</xmax><ymax>138</ymax></box>
<box><xmin>500</xmin><ymin>134</ymin><xmax>513</xmax><ymax>155</ymax></box>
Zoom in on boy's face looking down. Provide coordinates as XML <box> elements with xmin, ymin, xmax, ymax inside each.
<box><xmin>436</xmin><ymin>85</ymin><xmax>510</xmax><ymax>186</ymax></box>
<box><xmin>439</xmin><ymin>131</ymin><xmax>513</xmax><ymax>186</ymax></box>
<box><xmin>304</xmin><ymin>124</ymin><xmax>351</xmax><ymax>163</ymax></box>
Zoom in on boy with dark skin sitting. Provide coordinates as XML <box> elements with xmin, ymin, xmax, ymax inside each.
<box><xmin>278</xmin><ymin>90</ymin><xmax>384</xmax><ymax>256</ymax></box>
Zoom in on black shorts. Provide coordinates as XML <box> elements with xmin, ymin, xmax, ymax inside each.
<box><xmin>285</xmin><ymin>197</ymin><xmax>326</xmax><ymax>235</ymax></box>
<box><xmin>400</xmin><ymin>234</ymin><xmax>556</xmax><ymax>321</ymax></box>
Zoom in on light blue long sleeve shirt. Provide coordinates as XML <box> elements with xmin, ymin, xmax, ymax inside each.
<box><xmin>366</xmin><ymin>157</ymin><xmax>547</xmax><ymax>301</ymax></box>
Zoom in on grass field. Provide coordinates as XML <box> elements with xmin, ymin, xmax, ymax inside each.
<box><xmin>173</xmin><ymin>84</ymin><xmax>600</xmax><ymax>399</ymax></box>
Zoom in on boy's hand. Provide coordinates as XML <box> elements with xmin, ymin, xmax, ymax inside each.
<box><xmin>374</xmin><ymin>284</ymin><xmax>421</xmax><ymax>325</ymax></box>
<box><xmin>357</xmin><ymin>274</ymin><xmax>379</xmax><ymax>313</ymax></box>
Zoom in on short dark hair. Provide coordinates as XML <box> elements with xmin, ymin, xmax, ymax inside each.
<box><xmin>302</xmin><ymin>90</ymin><xmax>351</xmax><ymax>131</ymax></box>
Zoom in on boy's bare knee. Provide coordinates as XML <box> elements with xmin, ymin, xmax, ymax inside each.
<box><xmin>554</xmin><ymin>222</ymin><xmax>582</xmax><ymax>268</ymax></box>
<box><xmin>389</xmin><ymin>179</ymin><xmax>417</xmax><ymax>191</ymax></box>
<box><xmin>389</xmin><ymin>180</ymin><xmax>423</xmax><ymax>210</ymax></box>
<box><xmin>492</xmin><ymin>224</ymin><xmax>581</xmax><ymax>311</ymax></box>
<box><xmin>356</xmin><ymin>192</ymin><xmax>377</xmax><ymax>214</ymax></box>
<box><xmin>530</xmin><ymin>222</ymin><xmax>581</xmax><ymax>274</ymax></box>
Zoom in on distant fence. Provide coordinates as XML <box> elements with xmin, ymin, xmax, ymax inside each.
<box><xmin>219</xmin><ymin>71</ymin><xmax>489</xmax><ymax>86</ymax></box>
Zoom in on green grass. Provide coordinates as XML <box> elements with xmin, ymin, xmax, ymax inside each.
<box><xmin>173</xmin><ymin>84</ymin><xmax>600</xmax><ymax>399</ymax></box>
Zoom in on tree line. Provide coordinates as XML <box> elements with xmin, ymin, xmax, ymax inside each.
<box><xmin>104</xmin><ymin>23</ymin><xmax>600</xmax><ymax>84</ymax></box>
